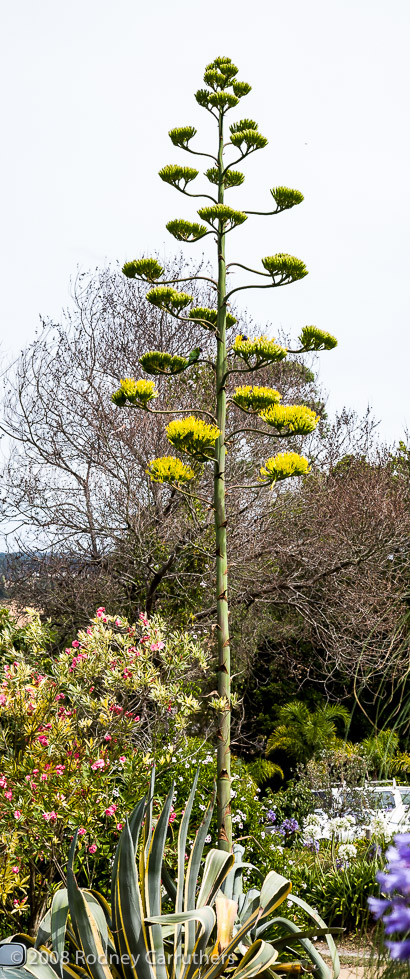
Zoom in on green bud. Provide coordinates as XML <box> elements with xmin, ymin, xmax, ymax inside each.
<box><xmin>205</xmin><ymin>168</ymin><xmax>245</xmax><ymax>188</ymax></box>
<box><xmin>203</xmin><ymin>68</ymin><xmax>227</xmax><ymax>89</ymax></box>
<box><xmin>146</xmin><ymin>287</ymin><xmax>193</xmax><ymax>312</ymax></box>
<box><xmin>140</xmin><ymin>351</ymin><xmax>189</xmax><ymax>375</ymax></box>
<box><xmin>166</xmin><ymin>219</ymin><xmax>208</xmax><ymax>242</ymax></box>
<box><xmin>111</xmin><ymin>389</ymin><xmax>127</xmax><ymax>407</ymax></box>
<box><xmin>232</xmin><ymin>81</ymin><xmax>252</xmax><ymax>97</ymax></box>
<box><xmin>197</xmin><ymin>204</ymin><xmax>247</xmax><ymax>231</ymax></box>
<box><xmin>188</xmin><ymin>307</ymin><xmax>237</xmax><ymax>329</ymax></box>
<box><xmin>230</xmin><ymin>129</ymin><xmax>268</xmax><ymax>151</ymax></box>
<box><xmin>299</xmin><ymin>325</ymin><xmax>337</xmax><ymax>350</ymax></box>
<box><xmin>270</xmin><ymin>187</ymin><xmax>304</xmax><ymax>210</ymax></box>
<box><xmin>230</xmin><ymin>118</ymin><xmax>258</xmax><ymax>134</ymax></box>
<box><xmin>159</xmin><ymin>165</ymin><xmax>198</xmax><ymax>189</ymax></box>
<box><xmin>208</xmin><ymin>91</ymin><xmax>239</xmax><ymax>109</ymax></box>
<box><xmin>122</xmin><ymin>258</ymin><xmax>164</xmax><ymax>282</ymax></box>
<box><xmin>168</xmin><ymin>126</ymin><xmax>197</xmax><ymax>148</ymax></box>
<box><xmin>262</xmin><ymin>254</ymin><xmax>308</xmax><ymax>282</ymax></box>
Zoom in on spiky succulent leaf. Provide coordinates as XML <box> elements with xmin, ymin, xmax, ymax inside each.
<box><xmin>111</xmin><ymin>378</ymin><xmax>157</xmax><ymax>408</ymax></box>
<box><xmin>230</xmin><ymin>130</ymin><xmax>267</xmax><ymax>151</ymax></box>
<box><xmin>159</xmin><ymin>165</ymin><xmax>199</xmax><ymax>189</ymax></box>
<box><xmin>197</xmin><ymin>205</ymin><xmax>247</xmax><ymax>230</ymax></box>
<box><xmin>147</xmin><ymin>457</ymin><xmax>195</xmax><ymax>485</ymax></box>
<box><xmin>205</xmin><ymin>168</ymin><xmax>245</xmax><ymax>188</ymax></box>
<box><xmin>270</xmin><ymin>187</ymin><xmax>304</xmax><ymax>211</ymax></box>
<box><xmin>232</xmin><ymin>385</ymin><xmax>282</xmax><ymax>412</ymax></box>
<box><xmin>232</xmin><ymin>81</ymin><xmax>252</xmax><ymax>97</ymax></box>
<box><xmin>230</xmin><ymin>119</ymin><xmax>258</xmax><ymax>134</ymax></box>
<box><xmin>146</xmin><ymin>286</ymin><xmax>193</xmax><ymax>312</ymax></box>
<box><xmin>299</xmin><ymin>325</ymin><xmax>337</xmax><ymax>350</ymax></box>
<box><xmin>233</xmin><ymin>335</ymin><xmax>287</xmax><ymax>365</ymax></box>
<box><xmin>66</xmin><ymin>869</ymin><xmax>112</xmax><ymax>979</ymax></box>
<box><xmin>112</xmin><ymin>816</ymin><xmax>154</xmax><ymax>979</ymax></box>
<box><xmin>166</xmin><ymin>417</ymin><xmax>220</xmax><ymax>459</ymax></box>
<box><xmin>260</xmin><ymin>404</ymin><xmax>319</xmax><ymax>434</ymax></box>
<box><xmin>188</xmin><ymin>307</ymin><xmax>237</xmax><ymax>329</ymax></box>
<box><xmin>262</xmin><ymin>254</ymin><xmax>308</xmax><ymax>282</ymax></box>
<box><xmin>123</xmin><ymin>259</ymin><xmax>164</xmax><ymax>281</ymax></box>
<box><xmin>169</xmin><ymin>127</ymin><xmax>197</xmax><ymax>148</ymax></box>
<box><xmin>260</xmin><ymin>452</ymin><xmax>310</xmax><ymax>484</ymax></box>
<box><xmin>166</xmin><ymin>220</ymin><xmax>209</xmax><ymax>242</ymax></box>
<box><xmin>140</xmin><ymin>351</ymin><xmax>189</xmax><ymax>375</ymax></box>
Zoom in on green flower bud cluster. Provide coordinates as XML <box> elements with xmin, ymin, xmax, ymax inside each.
<box><xmin>270</xmin><ymin>187</ymin><xmax>304</xmax><ymax>211</ymax></box>
<box><xmin>122</xmin><ymin>258</ymin><xmax>164</xmax><ymax>281</ymax></box>
<box><xmin>159</xmin><ymin>165</ymin><xmax>199</xmax><ymax>189</ymax></box>
<box><xmin>166</xmin><ymin>219</ymin><xmax>208</xmax><ymax>242</ymax></box>
<box><xmin>232</xmin><ymin>385</ymin><xmax>282</xmax><ymax>412</ymax></box>
<box><xmin>197</xmin><ymin>204</ymin><xmax>247</xmax><ymax>231</ymax></box>
<box><xmin>168</xmin><ymin>127</ymin><xmax>197</xmax><ymax>148</ymax></box>
<box><xmin>195</xmin><ymin>89</ymin><xmax>239</xmax><ymax>110</ymax></box>
<box><xmin>204</xmin><ymin>57</ymin><xmax>239</xmax><ymax>84</ymax></box>
<box><xmin>166</xmin><ymin>416</ymin><xmax>220</xmax><ymax>459</ymax></box>
<box><xmin>233</xmin><ymin>335</ymin><xmax>288</xmax><ymax>366</ymax></box>
<box><xmin>147</xmin><ymin>456</ymin><xmax>195</xmax><ymax>485</ymax></box>
<box><xmin>205</xmin><ymin>168</ymin><xmax>245</xmax><ymax>188</ymax></box>
<box><xmin>299</xmin><ymin>325</ymin><xmax>338</xmax><ymax>350</ymax></box>
<box><xmin>232</xmin><ymin>81</ymin><xmax>252</xmax><ymax>97</ymax></box>
<box><xmin>262</xmin><ymin>254</ymin><xmax>308</xmax><ymax>282</ymax></box>
<box><xmin>111</xmin><ymin>378</ymin><xmax>157</xmax><ymax>408</ymax></box>
<box><xmin>260</xmin><ymin>451</ymin><xmax>311</xmax><ymax>484</ymax></box>
<box><xmin>188</xmin><ymin>307</ymin><xmax>237</xmax><ymax>330</ymax></box>
<box><xmin>146</xmin><ymin>286</ymin><xmax>193</xmax><ymax>312</ymax></box>
<box><xmin>230</xmin><ymin>129</ymin><xmax>268</xmax><ymax>152</ymax></box>
<box><xmin>139</xmin><ymin>351</ymin><xmax>189</xmax><ymax>375</ymax></box>
<box><xmin>260</xmin><ymin>403</ymin><xmax>319</xmax><ymax>434</ymax></box>
<box><xmin>230</xmin><ymin>118</ymin><xmax>258</xmax><ymax>133</ymax></box>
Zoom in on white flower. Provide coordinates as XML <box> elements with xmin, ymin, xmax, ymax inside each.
<box><xmin>261</xmin><ymin>831</ymin><xmax>265</xmax><ymax>839</ymax></box>
<box><xmin>205</xmin><ymin>834</ymin><xmax>212</xmax><ymax>843</ymax></box>
<box><xmin>198</xmin><ymin>803</ymin><xmax>206</xmax><ymax>811</ymax></box>
<box><xmin>338</xmin><ymin>843</ymin><xmax>357</xmax><ymax>860</ymax></box>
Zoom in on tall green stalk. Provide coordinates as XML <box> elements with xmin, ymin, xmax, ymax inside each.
<box><xmin>112</xmin><ymin>55</ymin><xmax>338</xmax><ymax>851</ymax></box>
<box><xmin>214</xmin><ymin>108</ymin><xmax>231</xmax><ymax>849</ymax></box>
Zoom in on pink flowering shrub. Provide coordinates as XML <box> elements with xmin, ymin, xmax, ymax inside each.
<box><xmin>0</xmin><ymin>608</ymin><xmax>208</xmax><ymax>936</ymax></box>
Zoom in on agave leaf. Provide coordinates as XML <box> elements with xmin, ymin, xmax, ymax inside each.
<box><xmin>143</xmin><ymin>767</ymin><xmax>156</xmax><ymax>862</ymax></box>
<box><xmin>161</xmin><ymin>863</ymin><xmax>177</xmax><ymax>903</ymax></box>
<box><xmin>222</xmin><ymin>844</ymin><xmax>244</xmax><ymax>901</ymax></box>
<box><xmin>230</xmin><ymin>939</ymin><xmax>278</xmax><ymax>979</ymax></box>
<box><xmin>89</xmin><ymin>889</ymin><xmax>113</xmax><ymax>931</ymax></box>
<box><xmin>286</xmin><ymin>895</ymin><xmax>340</xmax><ymax>979</ymax></box>
<box><xmin>111</xmin><ymin>795</ymin><xmax>146</xmax><ymax>912</ymax></box>
<box><xmin>24</xmin><ymin>949</ymin><xmax>66</xmax><ymax>979</ymax></box>
<box><xmin>200</xmin><ymin>873</ymin><xmax>291</xmax><ymax>979</ymax></box>
<box><xmin>112</xmin><ymin>821</ymin><xmax>154</xmax><ymax>979</ymax></box>
<box><xmin>254</xmin><ymin>917</ymin><xmax>331</xmax><ymax>979</ymax></box>
<box><xmin>147</xmin><ymin>908</ymin><xmax>216</xmax><ymax>979</ymax></box>
<box><xmin>51</xmin><ymin>890</ymin><xmax>70</xmax><ymax>977</ymax></box>
<box><xmin>196</xmin><ymin>850</ymin><xmax>235</xmax><ymax>909</ymax></box>
<box><xmin>184</xmin><ymin>788</ymin><xmax>215</xmax><ymax>958</ymax></box>
<box><xmin>176</xmin><ymin>769</ymin><xmax>199</xmax><ymax>913</ymax></box>
<box><xmin>67</xmin><ymin>868</ymin><xmax>113</xmax><ymax>979</ymax></box>
<box><xmin>35</xmin><ymin>910</ymin><xmax>51</xmax><ymax>948</ymax></box>
<box><xmin>237</xmin><ymin>889</ymin><xmax>261</xmax><ymax>925</ymax></box>
<box><xmin>145</xmin><ymin>784</ymin><xmax>175</xmax><ymax>979</ymax></box>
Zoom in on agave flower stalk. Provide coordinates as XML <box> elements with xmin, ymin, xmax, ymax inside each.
<box><xmin>112</xmin><ymin>56</ymin><xmax>337</xmax><ymax>850</ymax></box>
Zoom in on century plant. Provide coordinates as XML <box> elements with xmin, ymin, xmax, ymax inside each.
<box><xmin>111</xmin><ymin>56</ymin><xmax>337</xmax><ymax>850</ymax></box>
<box><xmin>3</xmin><ymin>772</ymin><xmax>340</xmax><ymax>979</ymax></box>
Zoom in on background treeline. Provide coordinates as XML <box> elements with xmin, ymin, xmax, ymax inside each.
<box><xmin>1</xmin><ymin>259</ymin><xmax>409</xmax><ymax>756</ymax></box>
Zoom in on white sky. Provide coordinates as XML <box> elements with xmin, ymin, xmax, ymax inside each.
<box><xmin>1</xmin><ymin>0</ymin><xmax>409</xmax><ymax>446</ymax></box>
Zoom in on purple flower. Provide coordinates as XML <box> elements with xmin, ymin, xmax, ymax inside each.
<box><xmin>267</xmin><ymin>809</ymin><xmax>276</xmax><ymax>824</ymax></box>
<box><xmin>368</xmin><ymin>834</ymin><xmax>410</xmax><ymax>962</ymax></box>
<box><xmin>303</xmin><ymin>838</ymin><xmax>319</xmax><ymax>853</ymax></box>
<box><xmin>385</xmin><ymin>941</ymin><xmax>410</xmax><ymax>961</ymax></box>
<box><xmin>281</xmin><ymin>818</ymin><xmax>300</xmax><ymax>835</ymax></box>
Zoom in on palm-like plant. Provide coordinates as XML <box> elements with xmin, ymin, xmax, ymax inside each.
<box><xmin>2</xmin><ymin>772</ymin><xmax>340</xmax><ymax>979</ymax></box>
<box><xmin>266</xmin><ymin>702</ymin><xmax>350</xmax><ymax>765</ymax></box>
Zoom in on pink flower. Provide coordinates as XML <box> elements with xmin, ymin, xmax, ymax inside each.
<box><xmin>150</xmin><ymin>641</ymin><xmax>165</xmax><ymax>651</ymax></box>
<box><xmin>40</xmin><ymin>774</ymin><xmax>48</xmax><ymax>782</ymax></box>
<box><xmin>134</xmin><ymin>715</ymin><xmax>140</xmax><ymax>723</ymax></box>
<box><xmin>119</xmin><ymin>756</ymin><xmax>126</xmax><ymax>764</ymax></box>
<box><xmin>55</xmin><ymin>693</ymin><xmax>65</xmax><ymax>700</ymax></box>
<box><xmin>55</xmin><ymin>764</ymin><xmax>65</xmax><ymax>774</ymax></box>
<box><xmin>115</xmin><ymin>618</ymin><xmax>122</xmax><ymax>627</ymax></box>
<box><xmin>42</xmin><ymin>811</ymin><xmax>57</xmax><ymax>822</ymax></box>
<box><xmin>104</xmin><ymin>804</ymin><xmax>117</xmax><ymax>816</ymax></box>
<box><xmin>169</xmin><ymin>809</ymin><xmax>177</xmax><ymax>824</ymax></box>
<box><xmin>33</xmin><ymin>769</ymin><xmax>39</xmax><ymax>774</ymax></box>
<box><xmin>139</xmin><ymin>613</ymin><xmax>149</xmax><ymax>626</ymax></box>
<box><xmin>104</xmin><ymin>733</ymin><xmax>112</xmax><ymax>741</ymax></box>
<box><xmin>11</xmin><ymin>866</ymin><xmax>19</xmax><ymax>874</ymax></box>
<box><xmin>0</xmin><ymin>694</ymin><xmax>6</xmax><ymax>706</ymax></box>
<box><xmin>13</xmin><ymin>810</ymin><xmax>22</xmax><ymax>820</ymax></box>
<box><xmin>87</xmin><ymin>627</ymin><xmax>92</xmax><ymax>635</ymax></box>
<box><xmin>0</xmin><ymin>776</ymin><xmax>7</xmax><ymax>788</ymax></box>
<box><xmin>91</xmin><ymin>759</ymin><xmax>105</xmax><ymax>770</ymax></box>
<box><xmin>72</xmin><ymin>640</ymin><xmax>80</xmax><ymax>648</ymax></box>
<box><xmin>4</xmin><ymin>790</ymin><xmax>12</xmax><ymax>800</ymax></box>
<box><xmin>116</xmin><ymin>822</ymin><xmax>123</xmax><ymax>831</ymax></box>
<box><xmin>78</xmin><ymin>827</ymin><xmax>86</xmax><ymax>836</ymax></box>
<box><xmin>88</xmin><ymin>844</ymin><xmax>97</xmax><ymax>853</ymax></box>
<box><xmin>38</xmin><ymin>735</ymin><xmax>49</xmax><ymax>746</ymax></box>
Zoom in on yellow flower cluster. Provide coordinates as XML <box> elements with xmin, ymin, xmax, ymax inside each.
<box><xmin>299</xmin><ymin>325</ymin><xmax>338</xmax><ymax>351</ymax></box>
<box><xmin>260</xmin><ymin>452</ymin><xmax>311</xmax><ymax>483</ymax></box>
<box><xmin>232</xmin><ymin>385</ymin><xmax>282</xmax><ymax>412</ymax></box>
<box><xmin>260</xmin><ymin>403</ymin><xmax>319</xmax><ymax>434</ymax></box>
<box><xmin>233</xmin><ymin>335</ymin><xmax>287</xmax><ymax>364</ymax></box>
<box><xmin>111</xmin><ymin>378</ymin><xmax>158</xmax><ymax>407</ymax></box>
<box><xmin>166</xmin><ymin>416</ymin><xmax>220</xmax><ymax>458</ymax></box>
<box><xmin>147</xmin><ymin>456</ymin><xmax>195</xmax><ymax>485</ymax></box>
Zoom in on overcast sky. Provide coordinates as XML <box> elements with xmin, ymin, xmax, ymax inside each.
<box><xmin>1</xmin><ymin>0</ymin><xmax>409</xmax><ymax>446</ymax></box>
